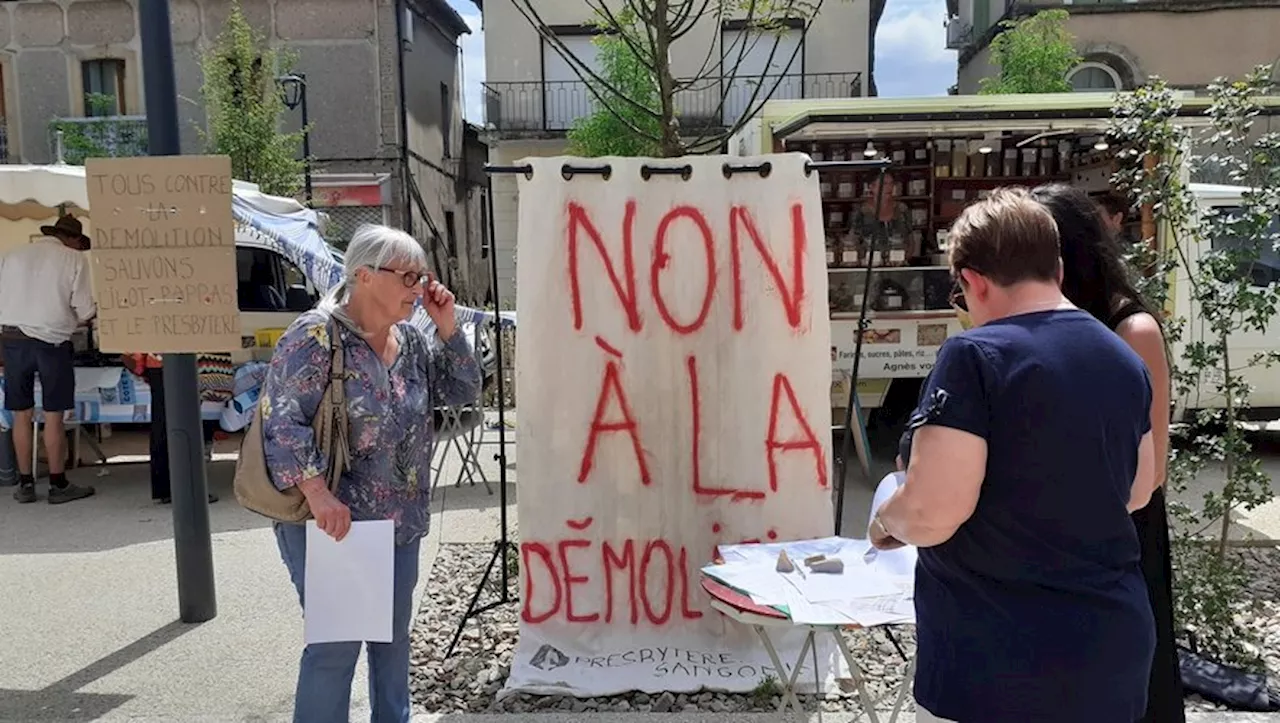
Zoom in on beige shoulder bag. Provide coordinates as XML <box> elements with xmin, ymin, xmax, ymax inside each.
<box><xmin>233</xmin><ymin>318</ymin><xmax>350</xmax><ymax>522</ymax></box>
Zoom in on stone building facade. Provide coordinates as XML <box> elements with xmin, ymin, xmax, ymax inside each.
<box><xmin>948</xmin><ymin>0</ymin><xmax>1280</xmax><ymax>96</ymax></box>
<box><xmin>0</xmin><ymin>0</ymin><xmax>490</xmax><ymax>302</ymax></box>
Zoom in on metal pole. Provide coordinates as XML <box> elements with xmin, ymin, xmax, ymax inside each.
<box><xmin>299</xmin><ymin>74</ymin><xmax>313</xmax><ymax>204</ymax></box>
<box><xmin>485</xmin><ymin>187</ymin><xmax>511</xmax><ymax>596</ymax></box>
<box><xmin>140</xmin><ymin>0</ymin><xmax>217</xmax><ymax>623</ymax></box>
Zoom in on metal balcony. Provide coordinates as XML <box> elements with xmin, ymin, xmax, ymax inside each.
<box><xmin>48</xmin><ymin>115</ymin><xmax>149</xmax><ymax>165</ymax></box>
<box><xmin>483</xmin><ymin>71</ymin><xmax>863</xmax><ymax>135</ymax></box>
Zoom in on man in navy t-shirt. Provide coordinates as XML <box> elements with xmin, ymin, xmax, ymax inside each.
<box><xmin>871</xmin><ymin>188</ymin><xmax>1158</xmax><ymax>723</ymax></box>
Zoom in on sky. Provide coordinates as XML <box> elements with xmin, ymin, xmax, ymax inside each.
<box><xmin>446</xmin><ymin>0</ymin><xmax>956</xmax><ymax>123</ymax></box>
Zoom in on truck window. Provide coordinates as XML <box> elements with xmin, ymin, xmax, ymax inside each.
<box><xmin>237</xmin><ymin>247</ymin><xmax>319</xmax><ymax>313</ymax></box>
<box><xmin>1209</xmin><ymin>208</ymin><xmax>1280</xmax><ymax>288</ymax></box>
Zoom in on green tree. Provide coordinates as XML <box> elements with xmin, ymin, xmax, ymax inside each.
<box><xmin>567</xmin><ymin>15</ymin><xmax>663</xmax><ymax>157</ymax></box>
<box><xmin>199</xmin><ymin>0</ymin><xmax>307</xmax><ymax>196</ymax></box>
<box><xmin>523</xmin><ymin>0</ymin><xmax>826</xmax><ymax>156</ymax></box>
<box><xmin>1109</xmin><ymin>69</ymin><xmax>1280</xmax><ymax>669</ymax></box>
<box><xmin>979</xmin><ymin>10</ymin><xmax>1081</xmax><ymax>95</ymax></box>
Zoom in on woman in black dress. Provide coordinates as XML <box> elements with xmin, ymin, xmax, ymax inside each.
<box><xmin>1031</xmin><ymin>183</ymin><xmax>1185</xmax><ymax>723</ymax></box>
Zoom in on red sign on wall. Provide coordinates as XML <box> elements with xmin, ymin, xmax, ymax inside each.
<box><xmin>312</xmin><ymin>183</ymin><xmax>384</xmax><ymax>208</ymax></box>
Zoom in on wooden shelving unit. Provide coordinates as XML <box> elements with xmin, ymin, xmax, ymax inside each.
<box><xmin>787</xmin><ymin>132</ymin><xmax>1122</xmax><ymax>317</ymax></box>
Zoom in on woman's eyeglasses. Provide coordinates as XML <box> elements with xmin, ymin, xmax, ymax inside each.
<box><xmin>375</xmin><ymin>267</ymin><xmax>425</xmax><ymax>288</ymax></box>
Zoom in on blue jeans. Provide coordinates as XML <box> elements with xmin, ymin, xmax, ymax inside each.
<box><xmin>274</xmin><ymin>522</ymin><xmax>421</xmax><ymax>723</ymax></box>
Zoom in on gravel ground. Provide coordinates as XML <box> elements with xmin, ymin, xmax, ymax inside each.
<box><xmin>1186</xmin><ymin>547</ymin><xmax>1280</xmax><ymax>712</ymax></box>
<box><xmin>411</xmin><ymin>542</ymin><xmax>1280</xmax><ymax>716</ymax></box>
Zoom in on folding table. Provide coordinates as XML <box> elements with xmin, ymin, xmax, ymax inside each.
<box><xmin>701</xmin><ymin>576</ymin><xmax>915</xmax><ymax>722</ymax></box>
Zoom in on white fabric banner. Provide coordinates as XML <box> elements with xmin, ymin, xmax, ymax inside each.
<box><xmin>506</xmin><ymin>154</ymin><xmax>836</xmax><ymax>697</ymax></box>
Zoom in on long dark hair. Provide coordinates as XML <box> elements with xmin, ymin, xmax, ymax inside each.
<box><xmin>1030</xmin><ymin>183</ymin><xmax>1156</xmax><ymax>325</ymax></box>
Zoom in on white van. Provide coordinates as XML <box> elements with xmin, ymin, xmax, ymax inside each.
<box><xmin>1174</xmin><ymin>184</ymin><xmax>1280</xmax><ymax>421</ymax></box>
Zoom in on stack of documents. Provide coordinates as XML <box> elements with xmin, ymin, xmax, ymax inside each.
<box><xmin>701</xmin><ymin>536</ymin><xmax>916</xmax><ymax>627</ymax></box>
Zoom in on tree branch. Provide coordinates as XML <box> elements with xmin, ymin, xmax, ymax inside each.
<box><xmin>688</xmin><ymin>2</ymin><xmax>821</xmax><ymax>151</ymax></box>
<box><xmin>651</xmin><ymin>0</ymin><xmax>683</xmax><ymax>155</ymax></box>
<box><xmin>510</xmin><ymin>0</ymin><xmax>663</xmax><ymax>126</ymax></box>
<box><xmin>587</xmin><ymin>0</ymin><xmax>658</xmax><ymax>73</ymax></box>
<box><xmin>669</xmin><ymin>0</ymin><xmax>712</xmax><ymax>38</ymax></box>
<box><xmin>687</xmin><ymin>0</ymin><xmax>818</xmax><ymax>150</ymax></box>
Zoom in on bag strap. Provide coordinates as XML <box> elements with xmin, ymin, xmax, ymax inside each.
<box><xmin>324</xmin><ymin>317</ymin><xmax>350</xmax><ymax>491</ymax></box>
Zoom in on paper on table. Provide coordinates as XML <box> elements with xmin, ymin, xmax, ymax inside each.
<box><xmin>781</xmin><ymin>558</ymin><xmax>900</xmax><ymax>602</ymax></box>
<box><xmin>782</xmin><ymin>584</ymin><xmax>858</xmax><ymax>626</ymax></box>
<box><xmin>838</xmin><ymin>594</ymin><xmax>917</xmax><ymax>627</ymax></box>
<box><xmin>700</xmin><ymin>562</ymin><xmax>792</xmax><ymax>606</ymax></box>
<box><xmin>304</xmin><ymin>519</ymin><xmax>395</xmax><ymax>645</ymax></box>
<box><xmin>717</xmin><ymin>536</ymin><xmax>850</xmax><ymax>565</ymax></box>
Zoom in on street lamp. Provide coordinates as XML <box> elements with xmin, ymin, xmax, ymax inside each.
<box><xmin>276</xmin><ymin>73</ymin><xmax>312</xmax><ymax>204</ymax></box>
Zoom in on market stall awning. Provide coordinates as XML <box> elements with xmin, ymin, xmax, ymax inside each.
<box><xmin>0</xmin><ymin>162</ymin><xmax>272</xmax><ymax>221</ymax></box>
<box><xmin>763</xmin><ymin>92</ymin><xmax>1280</xmax><ymax>142</ymax></box>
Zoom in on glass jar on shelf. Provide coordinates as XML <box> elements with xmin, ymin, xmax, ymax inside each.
<box><xmin>828</xmin><ymin>273</ymin><xmax>865</xmax><ymax>315</ymax></box>
<box><xmin>912</xmin><ymin>141</ymin><xmax>930</xmax><ymax>167</ymax></box>
<box><xmin>872</xmin><ymin>275</ymin><xmax>910</xmax><ymax>312</ymax></box>
<box><xmin>840</xmin><ymin>230</ymin><xmax>862</xmax><ymax>268</ymax></box>
<box><xmin>837</xmin><ymin>176</ymin><xmax>856</xmax><ymax>199</ymax></box>
<box><xmin>1003</xmin><ymin>147</ymin><xmax>1018</xmax><ymax>178</ymax></box>
<box><xmin>1020</xmin><ymin>147</ymin><xmax>1038</xmax><ymax>177</ymax></box>
<box><xmin>1038</xmin><ymin>143</ymin><xmax>1055</xmax><ymax>177</ymax></box>
<box><xmin>934</xmin><ymin>140</ymin><xmax>952</xmax><ymax>177</ymax></box>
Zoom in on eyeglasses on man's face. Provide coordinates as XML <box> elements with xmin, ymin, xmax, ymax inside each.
<box><xmin>374</xmin><ymin>266</ymin><xmax>426</xmax><ymax>288</ymax></box>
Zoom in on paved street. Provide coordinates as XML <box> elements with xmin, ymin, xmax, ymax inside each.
<box><xmin>0</xmin><ymin>424</ymin><xmax>1277</xmax><ymax>721</ymax></box>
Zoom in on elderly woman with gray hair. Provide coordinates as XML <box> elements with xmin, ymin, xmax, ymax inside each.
<box><xmin>261</xmin><ymin>224</ymin><xmax>480</xmax><ymax>723</ymax></box>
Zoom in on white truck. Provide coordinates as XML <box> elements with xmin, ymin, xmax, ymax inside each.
<box><xmin>730</xmin><ymin>93</ymin><xmax>1280</xmax><ymax>439</ymax></box>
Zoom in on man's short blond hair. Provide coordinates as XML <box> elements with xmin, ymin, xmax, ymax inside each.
<box><xmin>948</xmin><ymin>187</ymin><xmax>1062</xmax><ymax>286</ymax></box>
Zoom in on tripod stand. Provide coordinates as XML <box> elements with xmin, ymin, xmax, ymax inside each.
<box><xmin>831</xmin><ymin>160</ymin><xmax>892</xmax><ymax>534</ymax></box>
<box><xmin>446</xmin><ymin>176</ymin><xmax>519</xmax><ymax>658</ymax></box>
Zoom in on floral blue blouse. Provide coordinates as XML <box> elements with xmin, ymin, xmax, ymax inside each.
<box><xmin>261</xmin><ymin>308</ymin><xmax>481</xmax><ymax>545</ymax></box>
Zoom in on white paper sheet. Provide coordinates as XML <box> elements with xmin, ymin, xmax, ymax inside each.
<box><xmin>867</xmin><ymin>472</ymin><xmax>920</xmax><ymax>578</ymax></box>
<box><xmin>704</xmin><ymin>535</ymin><xmax>917</xmax><ymax>627</ymax></box>
<box><xmin>304</xmin><ymin>519</ymin><xmax>395</xmax><ymax>645</ymax></box>
<box><xmin>782</xmin><ymin>558</ymin><xmax>901</xmax><ymax>602</ymax></box>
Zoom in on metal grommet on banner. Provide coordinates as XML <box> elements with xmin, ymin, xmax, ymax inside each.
<box><xmin>721</xmin><ymin>161</ymin><xmax>772</xmax><ymax>179</ymax></box>
<box><xmin>561</xmin><ymin>163</ymin><xmax>612</xmax><ymax>181</ymax></box>
<box><xmin>639</xmin><ymin>164</ymin><xmax>693</xmax><ymax>181</ymax></box>
<box><xmin>485</xmin><ymin>164</ymin><xmax>534</xmax><ymax>179</ymax></box>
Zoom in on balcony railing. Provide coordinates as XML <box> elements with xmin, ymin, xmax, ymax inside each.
<box><xmin>484</xmin><ymin>71</ymin><xmax>863</xmax><ymax>134</ymax></box>
<box><xmin>48</xmin><ymin>115</ymin><xmax>149</xmax><ymax>165</ymax></box>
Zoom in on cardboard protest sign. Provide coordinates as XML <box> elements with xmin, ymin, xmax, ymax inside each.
<box><xmin>85</xmin><ymin>155</ymin><xmax>240</xmax><ymax>353</ymax></box>
<box><xmin>505</xmin><ymin>154</ymin><xmax>837</xmax><ymax>696</ymax></box>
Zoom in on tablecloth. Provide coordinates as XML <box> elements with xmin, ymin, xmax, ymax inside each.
<box><xmin>0</xmin><ymin>367</ymin><xmax>226</xmax><ymax>431</ymax></box>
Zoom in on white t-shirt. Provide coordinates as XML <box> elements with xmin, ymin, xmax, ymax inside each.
<box><xmin>0</xmin><ymin>237</ymin><xmax>96</xmax><ymax>345</ymax></box>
